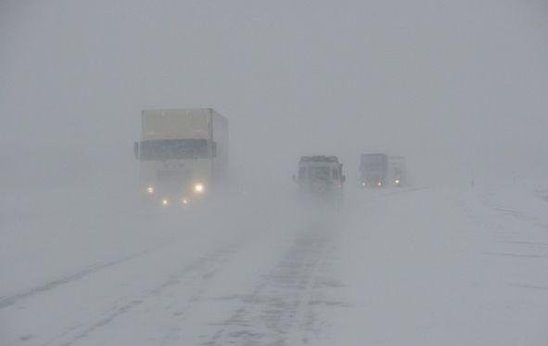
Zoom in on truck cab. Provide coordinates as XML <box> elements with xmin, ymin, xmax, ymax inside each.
<box><xmin>135</xmin><ymin>108</ymin><xmax>228</xmax><ymax>208</ymax></box>
<box><xmin>295</xmin><ymin>156</ymin><xmax>345</xmax><ymax>199</ymax></box>
<box><xmin>389</xmin><ymin>156</ymin><xmax>406</xmax><ymax>187</ymax></box>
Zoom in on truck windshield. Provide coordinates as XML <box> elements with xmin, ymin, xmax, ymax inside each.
<box><xmin>139</xmin><ymin>139</ymin><xmax>210</xmax><ymax>160</ymax></box>
<box><xmin>309</xmin><ymin>167</ymin><xmax>331</xmax><ymax>181</ymax></box>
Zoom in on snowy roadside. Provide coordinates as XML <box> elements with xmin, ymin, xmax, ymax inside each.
<box><xmin>328</xmin><ymin>185</ymin><xmax>548</xmax><ymax>346</ymax></box>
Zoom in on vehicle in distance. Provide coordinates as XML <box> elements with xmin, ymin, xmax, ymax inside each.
<box><xmin>360</xmin><ymin>153</ymin><xmax>388</xmax><ymax>188</ymax></box>
<box><xmin>389</xmin><ymin>156</ymin><xmax>406</xmax><ymax>187</ymax></box>
<box><xmin>295</xmin><ymin>155</ymin><xmax>345</xmax><ymax>200</ymax></box>
<box><xmin>134</xmin><ymin>108</ymin><xmax>228</xmax><ymax>207</ymax></box>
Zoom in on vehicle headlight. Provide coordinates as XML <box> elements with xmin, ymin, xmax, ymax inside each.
<box><xmin>194</xmin><ymin>183</ymin><xmax>205</xmax><ymax>194</ymax></box>
<box><xmin>361</xmin><ymin>182</ymin><xmax>366</xmax><ymax>187</ymax></box>
<box><xmin>395</xmin><ymin>179</ymin><xmax>400</xmax><ymax>185</ymax></box>
<box><xmin>182</xmin><ymin>198</ymin><xmax>189</xmax><ymax>205</ymax></box>
<box><xmin>161</xmin><ymin>198</ymin><xmax>169</xmax><ymax>206</ymax></box>
<box><xmin>146</xmin><ymin>186</ymin><xmax>154</xmax><ymax>194</ymax></box>
<box><xmin>377</xmin><ymin>181</ymin><xmax>382</xmax><ymax>187</ymax></box>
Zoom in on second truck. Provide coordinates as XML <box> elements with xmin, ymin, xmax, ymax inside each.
<box><xmin>360</xmin><ymin>153</ymin><xmax>388</xmax><ymax>188</ymax></box>
<box><xmin>295</xmin><ymin>155</ymin><xmax>345</xmax><ymax>204</ymax></box>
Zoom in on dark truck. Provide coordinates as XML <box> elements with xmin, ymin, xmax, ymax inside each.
<box><xmin>360</xmin><ymin>153</ymin><xmax>388</xmax><ymax>188</ymax></box>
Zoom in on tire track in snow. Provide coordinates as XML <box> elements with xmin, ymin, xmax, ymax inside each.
<box><xmin>43</xmin><ymin>239</ymin><xmax>243</xmax><ymax>346</ymax></box>
<box><xmin>479</xmin><ymin>193</ymin><xmax>548</xmax><ymax>231</ymax></box>
<box><xmin>0</xmin><ymin>246</ymin><xmax>160</xmax><ymax>310</ymax></box>
<box><xmin>201</xmin><ymin>224</ymin><xmax>336</xmax><ymax>346</ymax></box>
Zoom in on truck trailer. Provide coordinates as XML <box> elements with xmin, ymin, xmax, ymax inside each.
<box><xmin>134</xmin><ymin>108</ymin><xmax>228</xmax><ymax>207</ymax></box>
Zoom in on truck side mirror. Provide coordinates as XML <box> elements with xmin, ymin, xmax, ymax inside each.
<box><xmin>133</xmin><ymin>142</ymin><xmax>139</xmax><ymax>159</ymax></box>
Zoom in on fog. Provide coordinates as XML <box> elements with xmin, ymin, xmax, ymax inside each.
<box><xmin>1</xmin><ymin>0</ymin><xmax>547</xmax><ymax>189</ymax></box>
<box><xmin>2</xmin><ymin>1</ymin><xmax>548</xmax><ymax>345</ymax></box>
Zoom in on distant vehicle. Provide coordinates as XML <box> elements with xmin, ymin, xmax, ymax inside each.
<box><xmin>359</xmin><ymin>153</ymin><xmax>388</xmax><ymax>188</ymax></box>
<box><xmin>389</xmin><ymin>156</ymin><xmax>406</xmax><ymax>187</ymax></box>
<box><xmin>294</xmin><ymin>156</ymin><xmax>345</xmax><ymax>201</ymax></box>
<box><xmin>134</xmin><ymin>108</ymin><xmax>228</xmax><ymax>207</ymax></box>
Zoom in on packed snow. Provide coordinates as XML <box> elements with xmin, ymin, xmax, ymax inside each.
<box><xmin>2</xmin><ymin>182</ymin><xmax>548</xmax><ymax>345</ymax></box>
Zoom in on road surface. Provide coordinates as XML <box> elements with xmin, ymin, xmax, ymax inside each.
<box><xmin>1</xmin><ymin>184</ymin><xmax>548</xmax><ymax>345</ymax></box>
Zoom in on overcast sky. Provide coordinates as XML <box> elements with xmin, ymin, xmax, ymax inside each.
<box><xmin>1</xmin><ymin>0</ymin><xmax>547</xmax><ymax>187</ymax></box>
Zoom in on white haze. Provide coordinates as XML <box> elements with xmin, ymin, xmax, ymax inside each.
<box><xmin>1</xmin><ymin>1</ymin><xmax>548</xmax><ymax>345</ymax></box>
<box><xmin>1</xmin><ymin>0</ymin><xmax>547</xmax><ymax>189</ymax></box>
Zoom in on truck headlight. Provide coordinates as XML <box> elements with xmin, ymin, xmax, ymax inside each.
<box><xmin>182</xmin><ymin>198</ymin><xmax>189</xmax><ymax>205</ymax></box>
<box><xmin>146</xmin><ymin>186</ymin><xmax>154</xmax><ymax>194</ymax></box>
<box><xmin>377</xmin><ymin>181</ymin><xmax>382</xmax><ymax>187</ymax></box>
<box><xmin>161</xmin><ymin>198</ymin><xmax>169</xmax><ymax>206</ymax></box>
<box><xmin>194</xmin><ymin>183</ymin><xmax>204</xmax><ymax>194</ymax></box>
<box><xmin>395</xmin><ymin>179</ymin><xmax>400</xmax><ymax>185</ymax></box>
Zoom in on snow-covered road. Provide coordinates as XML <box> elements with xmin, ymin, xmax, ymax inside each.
<box><xmin>2</xmin><ymin>184</ymin><xmax>548</xmax><ymax>345</ymax></box>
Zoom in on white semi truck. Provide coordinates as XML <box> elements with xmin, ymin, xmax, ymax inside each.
<box><xmin>134</xmin><ymin>108</ymin><xmax>228</xmax><ymax>207</ymax></box>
